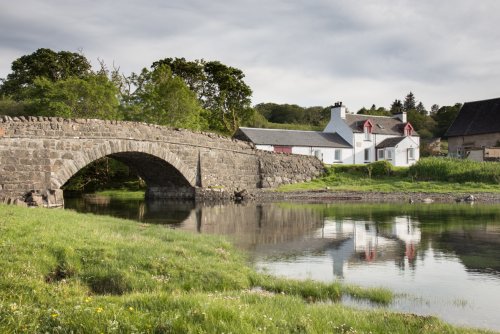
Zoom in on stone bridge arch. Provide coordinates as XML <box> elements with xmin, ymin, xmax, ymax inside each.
<box><xmin>51</xmin><ymin>140</ymin><xmax>198</xmax><ymax>199</ymax></box>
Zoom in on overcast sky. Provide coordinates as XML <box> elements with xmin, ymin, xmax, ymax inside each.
<box><xmin>1</xmin><ymin>0</ymin><xmax>499</xmax><ymax>112</ymax></box>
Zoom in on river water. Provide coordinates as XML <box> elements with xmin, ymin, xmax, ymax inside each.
<box><xmin>65</xmin><ymin>197</ymin><xmax>500</xmax><ymax>331</ymax></box>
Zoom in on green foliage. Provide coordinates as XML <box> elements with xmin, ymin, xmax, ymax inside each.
<box><xmin>152</xmin><ymin>57</ymin><xmax>253</xmax><ymax>134</ymax></box>
<box><xmin>0</xmin><ymin>48</ymin><xmax>91</xmax><ymax>100</ymax></box>
<box><xmin>407</xmin><ymin>110</ymin><xmax>437</xmax><ymax>139</ymax></box>
<box><xmin>122</xmin><ymin>65</ymin><xmax>208</xmax><ymax>130</ymax></box>
<box><xmin>403</xmin><ymin>91</ymin><xmax>416</xmax><ymax>111</ymax></box>
<box><xmin>25</xmin><ymin>74</ymin><xmax>121</xmax><ymax>119</ymax></box>
<box><xmin>368</xmin><ymin>160</ymin><xmax>394</xmax><ymax>177</ymax></box>
<box><xmin>0</xmin><ymin>97</ymin><xmax>28</xmax><ymax>116</ymax></box>
<box><xmin>357</xmin><ymin>104</ymin><xmax>391</xmax><ymax>116</ymax></box>
<box><xmin>432</xmin><ymin>103</ymin><xmax>462</xmax><ymax>137</ymax></box>
<box><xmin>63</xmin><ymin>157</ymin><xmax>141</xmax><ymax>193</ymax></box>
<box><xmin>409</xmin><ymin>157</ymin><xmax>500</xmax><ymax>184</ymax></box>
<box><xmin>254</xmin><ymin>102</ymin><xmax>329</xmax><ymax>126</ymax></box>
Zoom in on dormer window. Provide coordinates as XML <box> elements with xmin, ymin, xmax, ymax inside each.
<box><xmin>363</xmin><ymin>120</ymin><xmax>373</xmax><ymax>141</ymax></box>
<box><xmin>404</xmin><ymin>123</ymin><xmax>414</xmax><ymax>136</ymax></box>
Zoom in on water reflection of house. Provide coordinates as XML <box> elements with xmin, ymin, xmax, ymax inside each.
<box><xmin>319</xmin><ymin>217</ymin><xmax>421</xmax><ymax>277</ymax></box>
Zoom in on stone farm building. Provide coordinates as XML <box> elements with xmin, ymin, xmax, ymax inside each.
<box><xmin>236</xmin><ymin>102</ymin><xmax>420</xmax><ymax>167</ymax></box>
<box><xmin>445</xmin><ymin>97</ymin><xmax>500</xmax><ymax>162</ymax></box>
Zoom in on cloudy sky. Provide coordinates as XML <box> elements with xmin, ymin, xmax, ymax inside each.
<box><xmin>1</xmin><ymin>0</ymin><xmax>499</xmax><ymax>112</ymax></box>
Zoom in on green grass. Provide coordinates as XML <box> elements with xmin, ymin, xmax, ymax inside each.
<box><xmin>279</xmin><ymin>158</ymin><xmax>500</xmax><ymax>193</ymax></box>
<box><xmin>409</xmin><ymin>157</ymin><xmax>500</xmax><ymax>183</ymax></box>
<box><xmin>94</xmin><ymin>189</ymin><xmax>145</xmax><ymax>200</ymax></box>
<box><xmin>0</xmin><ymin>205</ymin><xmax>493</xmax><ymax>333</ymax></box>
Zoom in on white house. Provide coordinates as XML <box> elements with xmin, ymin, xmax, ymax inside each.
<box><xmin>235</xmin><ymin>102</ymin><xmax>420</xmax><ymax>166</ymax></box>
<box><xmin>324</xmin><ymin>102</ymin><xmax>420</xmax><ymax>166</ymax></box>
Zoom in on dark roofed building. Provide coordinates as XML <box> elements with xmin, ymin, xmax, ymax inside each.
<box><xmin>235</xmin><ymin>127</ymin><xmax>352</xmax><ymax>164</ymax></box>
<box><xmin>445</xmin><ymin>97</ymin><xmax>500</xmax><ymax>161</ymax></box>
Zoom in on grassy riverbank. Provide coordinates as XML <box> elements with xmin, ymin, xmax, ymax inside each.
<box><xmin>0</xmin><ymin>205</ymin><xmax>493</xmax><ymax>333</ymax></box>
<box><xmin>279</xmin><ymin>158</ymin><xmax>500</xmax><ymax>193</ymax></box>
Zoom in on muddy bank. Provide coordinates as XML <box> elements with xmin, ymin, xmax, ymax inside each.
<box><xmin>246</xmin><ymin>189</ymin><xmax>500</xmax><ymax>204</ymax></box>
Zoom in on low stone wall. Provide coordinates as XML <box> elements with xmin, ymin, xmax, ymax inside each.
<box><xmin>257</xmin><ymin>151</ymin><xmax>326</xmax><ymax>188</ymax></box>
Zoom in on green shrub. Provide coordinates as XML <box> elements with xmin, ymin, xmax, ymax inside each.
<box><xmin>367</xmin><ymin>161</ymin><xmax>393</xmax><ymax>177</ymax></box>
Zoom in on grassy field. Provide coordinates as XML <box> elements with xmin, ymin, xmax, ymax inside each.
<box><xmin>279</xmin><ymin>158</ymin><xmax>500</xmax><ymax>193</ymax></box>
<box><xmin>0</xmin><ymin>205</ymin><xmax>493</xmax><ymax>333</ymax></box>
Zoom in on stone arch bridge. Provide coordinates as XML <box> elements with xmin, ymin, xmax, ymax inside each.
<box><xmin>0</xmin><ymin>116</ymin><xmax>324</xmax><ymax>206</ymax></box>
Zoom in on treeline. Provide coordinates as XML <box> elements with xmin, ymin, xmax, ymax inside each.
<box><xmin>0</xmin><ymin>48</ymin><xmax>254</xmax><ymax>135</ymax></box>
<box><xmin>357</xmin><ymin>92</ymin><xmax>461</xmax><ymax>139</ymax></box>
<box><xmin>0</xmin><ymin>49</ymin><xmax>461</xmax><ymax>141</ymax></box>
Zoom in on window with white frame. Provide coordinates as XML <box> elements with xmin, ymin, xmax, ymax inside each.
<box><xmin>387</xmin><ymin>149</ymin><xmax>393</xmax><ymax>160</ymax></box>
<box><xmin>364</xmin><ymin>148</ymin><xmax>370</xmax><ymax>162</ymax></box>
<box><xmin>408</xmin><ymin>147</ymin><xmax>415</xmax><ymax>160</ymax></box>
<box><xmin>364</xmin><ymin>126</ymin><xmax>371</xmax><ymax>141</ymax></box>
<box><xmin>377</xmin><ymin>149</ymin><xmax>385</xmax><ymax>160</ymax></box>
<box><xmin>334</xmin><ymin>149</ymin><xmax>341</xmax><ymax>161</ymax></box>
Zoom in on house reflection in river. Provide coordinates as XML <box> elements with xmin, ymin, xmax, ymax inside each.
<box><xmin>318</xmin><ymin>216</ymin><xmax>421</xmax><ymax>278</ymax></box>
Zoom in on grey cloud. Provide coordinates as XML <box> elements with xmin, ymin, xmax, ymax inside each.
<box><xmin>1</xmin><ymin>0</ymin><xmax>500</xmax><ymax>112</ymax></box>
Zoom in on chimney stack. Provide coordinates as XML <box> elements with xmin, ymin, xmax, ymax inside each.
<box><xmin>394</xmin><ymin>111</ymin><xmax>407</xmax><ymax>123</ymax></box>
<box><xmin>331</xmin><ymin>101</ymin><xmax>346</xmax><ymax>119</ymax></box>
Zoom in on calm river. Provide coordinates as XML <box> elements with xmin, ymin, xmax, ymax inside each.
<box><xmin>65</xmin><ymin>197</ymin><xmax>500</xmax><ymax>331</ymax></box>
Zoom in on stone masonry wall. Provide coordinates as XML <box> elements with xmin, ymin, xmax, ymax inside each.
<box><xmin>0</xmin><ymin>116</ymin><xmax>324</xmax><ymax>205</ymax></box>
<box><xmin>257</xmin><ymin>150</ymin><xmax>325</xmax><ymax>188</ymax></box>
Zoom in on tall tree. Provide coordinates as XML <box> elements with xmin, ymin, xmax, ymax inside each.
<box><xmin>432</xmin><ymin>103</ymin><xmax>462</xmax><ymax>137</ymax></box>
<box><xmin>122</xmin><ymin>65</ymin><xmax>207</xmax><ymax>130</ymax></box>
<box><xmin>416</xmin><ymin>101</ymin><xmax>427</xmax><ymax>115</ymax></box>
<box><xmin>430</xmin><ymin>104</ymin><xmax>440</xmax><ymax>114</ymax></box>
<box><xmin>0</xmin><ymin>48</ymin><xmax>92</xmax><ymax>100</ymax></box>
<box><xmin>403</xmin><ymin>92</ymin><xmax>416</xmax><ymax>112</ymax></box>
<box><xmin>152</xmin><ymin>57</ymin><xmax>253</xmax><ymax>134</ymax></box>
<box><xmin>390</xmin><ymin>99</ymin><xmax>403</xmax><ymax>114</ymax></box>
<box><xmin>26</xmin><ymin>73</ymin><xmax>121</xmax><ymax>120</ymax></box>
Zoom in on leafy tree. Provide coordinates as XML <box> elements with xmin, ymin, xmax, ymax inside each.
<box><xmin>416</xmin><ymin>101</ymin><xmax>427</xmax><ymax>115</ymax></box>
<box><xmin>0</xmin><ymin>48</ymin><xmax>91</xmax><ymax>100</ymax></box>
<box><xmin>0</xmin><ymin>97</ymin><xmax>28</xmax><ymax>116</ymax></box>
<box><xmin>403</xmin><ymin>92</ymin><xmax>416</xmax><ymax>112</ymax></box>
<box><xmin>430</xmin><ymin>104</ymin><xmax>440</xmax><ymax>114</ymax></box>
<box><xmin>152</xmin><ymin>58</ymin><xmax>252</xmax><ymax>134</ymax></box>
<box><xmin>357</xmin><ymin>105</ymin><xmax>391</xmax><ymax>116</ymax></box>
<box><xmin>390</xmin><ymin>99</ymin><xmax>403</xmax><ymax>114</ymax></box>
<box><xmin>432</xmin><ymin>103</ymin><xmax>462</xmax><ymax>137</ymax></box>
<box><xmin>25</xmin><ymin>73</ymin><xmax>121</xmax><ymax>119</ymax></box>
<box><xmin>122</xmin><ymin>65</ymin><xmax>208</xmax><ymax>130</ymax></box>
<box><xmin>407</xmin><ymin>110</ymin><xmax>436</xmax><ymax>139</ymax></box>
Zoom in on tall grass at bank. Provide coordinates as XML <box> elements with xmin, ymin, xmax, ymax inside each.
<box><xmin>409</xmin><ymin>157</ymin><xmax>500</xmax><ymax>183</ymax></box>
<box><xmin>0</xmin><ymin>205</ymin><xmax>491</xmax><ymax>333</ymax></box>
<box><xmin>279</xmin><ymin>158</ymin><xmax>500</xmax><ymax>193</ymax></box>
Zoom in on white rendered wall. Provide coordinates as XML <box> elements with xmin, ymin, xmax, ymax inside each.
<box><xmin>393</xmin><ymin>137</ymin><xmax>419</xmax><ymax>166</ymax></box>
<box><xmin>255</xmin><ymin>144</ymin><xmax>274</xmax><ymax>152</ymax></box>
<box><xmin>324</xmin><ymin>107</ymin><xmax>353</xmax><ymax>144</ymax></box>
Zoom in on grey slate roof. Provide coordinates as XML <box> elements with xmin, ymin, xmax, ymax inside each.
<box><xmin>376</xmin><ymin>137</ymin><xmax>406</xmax><ymax>148</ymax></box>
<box><xmin>344</xmin><ymin>114</ymin><xmax>412</xmax><ymax>136</ymax></box>
<box><xmin>235</xmin><ymin>127</ymin><xmax>352</xmax><ymax>148</ymax></box>
<box><xmin>444</xmin><ymin>97</ymin><xmax>500</xmax><ymax>137</ymax></box>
